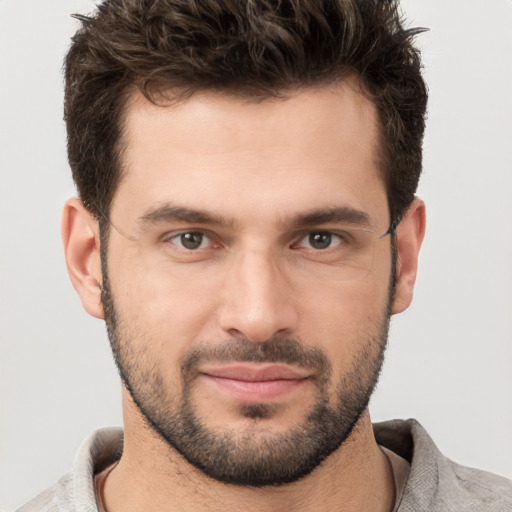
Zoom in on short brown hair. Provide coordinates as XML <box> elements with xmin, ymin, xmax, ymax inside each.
<box><xmin>65</xmin><ymin>0</ymin><xmax>427</xmax><ymax>227</ymax></box>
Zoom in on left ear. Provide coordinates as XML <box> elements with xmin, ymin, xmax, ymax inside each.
<box><xmin>391</xmin><ymin>198</ymin><xmax>426</xmax><ymax>314</ymax></box>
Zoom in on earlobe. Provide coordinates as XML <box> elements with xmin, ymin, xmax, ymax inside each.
<box><xmin>61</xmin><ymin>197</ymin><xmax>105</xmax><ymax>319</ymax></box>
<box><xmin>391</xmin><ymin>198</ymin><xmax>426</xmax><ymax>314</ymax></box>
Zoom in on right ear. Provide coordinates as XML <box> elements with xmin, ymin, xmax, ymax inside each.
<box><xmin>61</xmin><ymin>197</ymin><xmax>105</xmax><ymax>319</ymax></box>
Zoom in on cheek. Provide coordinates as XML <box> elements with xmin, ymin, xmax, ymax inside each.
<box><xmin>108</xmin><ymin>248</ymin><xmax>223</xmax><ymax>354</ymax></box>
<box><xmin>296</xmin><ymin>275</ymin><xmax>390</xmax><ymax>361</ymax></box>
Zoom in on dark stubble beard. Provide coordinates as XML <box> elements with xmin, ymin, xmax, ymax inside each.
<box><xmin>100</xmin><ymin>233</ymin><xmax>395</xmax><ymax>487</ymax></box>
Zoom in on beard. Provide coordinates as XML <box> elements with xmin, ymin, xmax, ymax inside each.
<box><xmin>100</xmin><ymin>239</ymin><xmax>394</xmax><ymax>487</ymax></box>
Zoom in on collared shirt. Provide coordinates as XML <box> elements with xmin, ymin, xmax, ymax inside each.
<box><xmin>16</xmin><ymin>419</ymin><xmax>512</xmax><ymax>511</ymax></box>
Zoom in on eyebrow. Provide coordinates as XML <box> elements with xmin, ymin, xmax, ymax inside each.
<box><xmin>289</xmin><ymin>206</ymin><xmax>372</xmax><ymax>229</ymax></box>
<box><xmin>138</xmin><ymin>204</ymin><xmax>234</xmax><ymax>229</ymax></box>
<box><xmin>138</xmin><ymin>203</ymin><xmax>372</xmax><ymax>231</ymax></box>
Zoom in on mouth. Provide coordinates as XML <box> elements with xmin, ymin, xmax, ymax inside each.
<box><xmin>200</xmin><ymin>364</ymin><xmax>311</xmax><ymax>402</ymax></box>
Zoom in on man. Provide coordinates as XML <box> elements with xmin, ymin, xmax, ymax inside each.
<box><xmin>16</xmin><ymin>0</ymin><xmax>512</xmax><ymax>511</ymax></box>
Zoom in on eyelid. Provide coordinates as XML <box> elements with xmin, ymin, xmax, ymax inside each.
<box><xmin>291</xmin><ymin>228</ymin><xmax>351</xmax><ymax>243</ymax></box>
<box><xmin>296</xmin><ymin>231</ymin><xmax>342</xmax><ymax>248</ymax></box>
<box><xmin>161</xmin><ymin>226</ymin><xmax>213</xmax><ymax>239</ymax></box>
<box><xmin>160</xmin><ymin>228</ymin><xmax>220</xmax><ymax>249</ymax></box>
<box><xmin>157</xmin><ymin>226</ymin><xmax>372</xmax><ymax>251</ymax></box>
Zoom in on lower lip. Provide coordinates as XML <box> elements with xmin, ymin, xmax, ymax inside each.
<box><xmin>203</xmin><ymin>375</ymin><xmax>307</xmax><ymax>402</ymax></box>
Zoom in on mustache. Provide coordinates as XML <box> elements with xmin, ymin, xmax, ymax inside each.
<box><xmin>181</xmin><ymin>336</ymin><xmax>331</xmax><ymax>379</ymax></box>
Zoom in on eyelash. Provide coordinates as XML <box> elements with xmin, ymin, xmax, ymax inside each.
<box><xmin>161</xmin><ymin>230</ymin><xmax>347</xmax><ymax>252</ymax></box>
<box><xmin>163</xmin><ymin>231</ymin><xmax>218</xmax><ymax>251</ymax></box>
<box><xmin>293</xmin><ymin>231</ymin><xmax>345</xmax><ymax>251</ymax></box>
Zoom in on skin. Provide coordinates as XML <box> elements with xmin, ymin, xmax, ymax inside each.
<box><xmin>62</xmin><ymin>81</ymin><xmax>425</xmax><ymax>511</ymax></box>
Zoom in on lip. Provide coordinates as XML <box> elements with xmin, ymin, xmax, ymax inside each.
<box><xmin>202</xmin><ymin>364</ymin><xmax>310</xmax><ymax>381</ymax></box>
<box><xmin>200</xmin><ymin>364</ymin><xmax>310</xmax><ymax>402</ymax></box>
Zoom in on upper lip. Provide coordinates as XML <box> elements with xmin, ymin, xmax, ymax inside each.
<box><xmin>201</xmin><ymin>364</ymin><xmax>310</xmax><ymax>382</ymax></box>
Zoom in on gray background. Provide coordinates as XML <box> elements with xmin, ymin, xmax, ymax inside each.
<box><xmin>1</xmin><ymin>1</ymin><xmax>511</xmax><ymax>509</ymax></box>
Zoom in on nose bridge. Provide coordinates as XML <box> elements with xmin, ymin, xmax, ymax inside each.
<box><xmin>218</xmin><ymin>244</ymin><xmax>298</xmax><ymax>342</ymax></box>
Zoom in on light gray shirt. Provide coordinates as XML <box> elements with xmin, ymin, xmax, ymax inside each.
<box><xmin>16</xmin><ymin>419</ymin><xmax>512</xmax><ymax>511</ymax></box>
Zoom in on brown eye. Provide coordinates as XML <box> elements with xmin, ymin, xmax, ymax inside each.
<box><xmin>296</xmin><ymin>231</ymin><xmax>343</xmax><ymax>250</ymax></box>
<box><xmin>307</xmin><ymin>232</ymin><xmax>333</xmax><ymax>249</ymax></box>
<box><xmin>294</xmin><ymin>231</ymin><xmax>343</xmax><ymax>250</ymax></box>
<box><xmin>170</xmin><ymin>232</ymin><xmax>209</xmax><ymax>250</ymax></box>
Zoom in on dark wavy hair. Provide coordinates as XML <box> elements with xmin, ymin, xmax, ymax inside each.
<box><xmin>64</xmin><ymin>0</ymin><xmax>427</xmax><ymax>228</ymax></box>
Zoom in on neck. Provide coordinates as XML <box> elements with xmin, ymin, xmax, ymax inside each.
<box><xmin>102</xmin><ymin>396</ymin><xmax>395</xmax><ymax>512</ymax></box>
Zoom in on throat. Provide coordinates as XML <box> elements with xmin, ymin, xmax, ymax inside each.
<box><xmin>102</xmin><ymin>408</ymin><xmax>396</xmax><ymax>512</ymax></box>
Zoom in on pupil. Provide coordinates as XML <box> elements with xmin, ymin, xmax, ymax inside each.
<box><xmin>309</xmin><ymin>232</ymin><xmax>331</xmax><ymax>249</ymax></box>
<box><xmin>181</xmin><ymin>232</ymin><xmax>203</xmax><ymax>249</ymax></box>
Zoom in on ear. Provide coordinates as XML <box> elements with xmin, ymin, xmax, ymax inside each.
<box><xmin>61</xmin><ymin>197</ymin><xmax>105</xmax><ymax>319</ymax></box>
<box><xmin>391</xmin><ymin>198</ymin><xmax>426</xmax><ymax>314</ymax></box>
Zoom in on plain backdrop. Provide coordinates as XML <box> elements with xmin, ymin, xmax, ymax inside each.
<box><xmin>1</xmin><ymin>1</ymin><xmax>511</xmax><ymax>509</ymax></box>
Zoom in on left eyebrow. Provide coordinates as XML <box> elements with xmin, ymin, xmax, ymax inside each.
<box><xmin>287</xmin><ymin>206</ymin><xmax>372</xmax><ymax>229</ymax></box>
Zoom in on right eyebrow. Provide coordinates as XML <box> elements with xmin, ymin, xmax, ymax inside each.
<box><xmin>137</xmin><ymin>203</ymin><xmax>234</xmax><ymax>230</ymax></box>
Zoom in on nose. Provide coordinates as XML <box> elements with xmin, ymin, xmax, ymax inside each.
<box><xmin>218</xmin><ymin>248</ymin><xmax>299</xmax><ymax>342</ymax></box>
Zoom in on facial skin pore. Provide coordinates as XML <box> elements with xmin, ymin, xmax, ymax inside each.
<box><xmin>62</xmin><ymin>80</ymin><xmax>425</xmax><ymax>512</ymax></box>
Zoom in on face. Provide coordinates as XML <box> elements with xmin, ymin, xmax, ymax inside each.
<box><xmin>102</xmin><ymin>83</ymin><xmax>395</xmax><ymax>486</ymax></box>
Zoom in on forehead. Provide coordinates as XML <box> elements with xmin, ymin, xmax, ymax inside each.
<box><xmin>113</xmin><ymin>82</ymin><xmax>387</xmax><ymax>229</ymax></box>
<box><xmin>122</xmin><ymin>81</ymin><xmax>379</xmax><ymax>164</ymax></box>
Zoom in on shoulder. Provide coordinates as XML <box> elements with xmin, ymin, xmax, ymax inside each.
<box><xmin>445</xmin><ymin>462</ymin><xmax>512</xmax><ymax>511</ymax></box>
<box><xmin>374</xmin><ymin>418</ymin><xmax>512</xmax><ymax>512</ymax></box>
<box><xmin>16</xmin><ymin>474</ymin><xmax>74</xmax><ymax>512</ymax></box>
<box><xmin>15</xmin><ymin>427</ymin><xmax>123</xmax><ymax>512</ymax></box>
